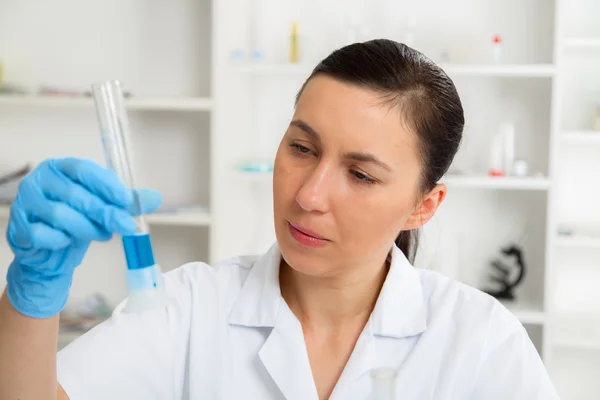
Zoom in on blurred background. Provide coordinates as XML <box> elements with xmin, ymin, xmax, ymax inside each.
<box><xmin>0</xmin><ymin>0</ymin><xmax>598</xmax><ymax>397</ymax></box>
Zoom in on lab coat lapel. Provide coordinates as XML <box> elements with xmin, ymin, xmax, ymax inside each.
<box><xmin>328</xmin><ymin>326</ymin><xmax>375</xmax><ymax>400</ymax></box>
<box><xmin>258</xmin><ymin>302</ymin><xmax>319</xmax><ymax>400</ymax></box>
<box><xmin>228</xmin><ymin>242</ymin><xmax>426</xmax><ymax>399</ymax></box>
<box><xmin>332</xmin><ymin>244</ymin><xmax>427</xmax><ymax>398</ymax></box>
<box><xmin>228</xmin><ymin>243</ymin><xmax>319</xmax><ymax>400</ymax></box>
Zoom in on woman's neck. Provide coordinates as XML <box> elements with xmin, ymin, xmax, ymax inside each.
<box><xmin>279</xmin><ymin>255</ymin><xmax>389</xmax><ymax>331</ymax></box>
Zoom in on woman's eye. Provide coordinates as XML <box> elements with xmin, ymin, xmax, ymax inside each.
<box><xmin>350</xmin><ymin>170</ymin><xmax>376</xmax><ymax>184</ymax></box>
<box><xmin>290</xmin><ymin>143</ymin><xmax>313</xmax><ymax>155</ymax></box>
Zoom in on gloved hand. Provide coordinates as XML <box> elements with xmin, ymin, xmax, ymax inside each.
<box><xmin>5</xmin><ymin>158</ymin><xmax>162</xmax><ymax>318</ymax></box>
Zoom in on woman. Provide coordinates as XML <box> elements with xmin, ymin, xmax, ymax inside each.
<box><xmin>0</xmin><ymin>40</ymin><xmax>558</xmax><ymax>399</ymax></box>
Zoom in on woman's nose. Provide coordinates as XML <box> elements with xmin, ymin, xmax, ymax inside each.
<box><xmin>295</xmin><ymin>165</ymin><xmax>331</xmax><ymax>213</ymax></box>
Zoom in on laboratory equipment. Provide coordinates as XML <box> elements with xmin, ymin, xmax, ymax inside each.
<box><xmin>236</xmin><ymin>159</ymin><xmax>274</xmax><ymax>174</ymax></box>
<box><xmin>369</xmin><ymin>368</ymin><xmax>398</xmax><ymax>400</ymax></box>
<box><xmin>489</xmin><ymin>123</ymin><xmax>515</xmax><ymax>177</ymax></box>
<box><xmin>229</xmin><ymin>49</ymin><xmax>245</xmax><ymax>63</ymax></box>
<box><xmin>500</xmin><ymin>123</ymin><xmax>515</xmax><ymax>176</ymax></box>
<box><xmin>483</xmin><ymin>243</ymin><xmax>526</xmax><ymax>301</ymax></box>
<box><xmin>491</xmin><ymin>35</ymin><xmax>503</xmax><ymax>63</ymax></box>
<box><xmin>249</xmin><ymin>0</ymin><xmax>265</xmax><ymax>62</ymax></box>
<box><xmin>290</xmin><ymin>22</ymin><xmax>299</xmax><ymax>63</ymax></box>
<box><xmin>91</xmin><ymin>80</ymin><xmax>169</xmax><ymax>313</ymax></box>
<box><xmin>513</xmin><ymin>159</ymin><xmax>529</xmax><ymax>177</ymax></box>
<box><xmin>489</xmin><ymin>129</ymin><xmax>505</xmax><ymax>177</ymax></box>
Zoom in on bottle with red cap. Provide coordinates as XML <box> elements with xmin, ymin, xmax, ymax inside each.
<box><xmin>492</xmin><ymin>34</ymin><xmax>502</xmax><ymax>63</ymax></box>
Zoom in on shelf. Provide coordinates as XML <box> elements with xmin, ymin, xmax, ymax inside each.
<box><xmin>146</xmin><ymin>209</ymin><xmax>211</xmax><ymax>227</ymax></box>
<box><xmin>0</xmin><ymin>205</ymin><xmax>211</xmax><ymax>227</ymax></box>
<box><xmin>440</xmin><ymin>64</ymin><xmax>556</xmax><ymax>77</ymax></box>
<box><xmin>127</xmin><ymin>97</ymin><xmax>213</xmax><ymax>111</ymax></box>
<box><xmin>441</xmin><ymin>175</ymin><xmax>551</xmax><ymax>190</ymax></box>
<box><xmin>235</xmin><ymin>63</ymin><xmax>556</xmax><ymax>78</ymax></box>
<box><xmin>234</xmin><ymin>171</ymin><xmax>551</xmax><ymax>191</ymax></box>
<box><xmin>553</xmin><ymin>338</ymin><xmax>600</xmax><ymax>351</ymax></box>
<box><xmin>234</xmin><ymin>169</ymin><xmax>273</xmax><ymax>184</ymax></box>
<box><xmin>234</xmin><ymin>63</ymin><xmax>314</xmax><ymax>76</ymax></box>
<box><xmin>556</xmin><ymin>236</ymin><xmax>600</xmax><ymax>248</ymax></box>
<box><xmin>563</xmin><ymin>38</ymin><xmax>600</xmax><ymax>50</ymax></box>
<box><xmin>0</xmin><ymin>95</ymin><xmax>213</xmax><ymax>111</ymax></box>
<box><xmin>561</xmin><ymin>131</ymin><xmax>600</xmax><ymax>143</ymax></box>
<box><xmin>501</xmin><ymin>300</ymin><xmax>547</xmax><ymax>325</ymax></box>
<box><xmin>550</xmin><ymin>317</ymin><xmax>600</xmax><ymax>350</ymax></box>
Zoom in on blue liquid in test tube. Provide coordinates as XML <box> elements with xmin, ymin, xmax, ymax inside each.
<box><xmin>91</xmin><ymin>80</ymin><xmax>169</xmax><ymax>312</ymax></box>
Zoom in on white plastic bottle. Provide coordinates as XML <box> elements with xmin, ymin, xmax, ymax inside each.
<box><xmin>492</xmin><ymin>35</ymin><xmax>502</xmax><ymax>63</ymax></box>
<box><xmin>500</xmin><ymin>123</ymin><xmax>515</xmax><ymax>176</ymax></box>
<box><xmin>489</xmin><ymin>130</ymin><xmax>505</xmax><ymax>177</ymax></box>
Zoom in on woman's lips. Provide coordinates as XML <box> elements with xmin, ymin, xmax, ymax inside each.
<box><xmin>288</xmin><ymin>222</ymin><xmax>329</xmax><ymax>248</ymax></box>
<box><xmin>289</xmin><ymin>222</ymin><xmax>327</xmax><ymax>239</ymax></box>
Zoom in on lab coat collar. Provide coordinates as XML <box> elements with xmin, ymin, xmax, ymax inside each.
<box><xmin>370</xmin><ymin>244</ymin><xmax>427</xmax><ymax>338</ymax></box>
<box><xmin>228</xmin><ymin>242</ymin><xmax>427</xmax><ymax>339</ymax></box>
<box><xmin>228</xmin><ymin>243</ymin><xmax>283</xmax><ymax>328</ymax></box>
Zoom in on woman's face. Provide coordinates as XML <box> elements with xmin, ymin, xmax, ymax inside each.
<box><xmin>273</xmin><ymin>75</ymin><xmax>445</xmax><ymax>277</ymax></box>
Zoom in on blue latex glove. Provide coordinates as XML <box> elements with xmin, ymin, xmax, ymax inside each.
<box><xmin>5</xmin><ymin>158</ymin><xmax>162</xmax><ymax>318</ymax></box>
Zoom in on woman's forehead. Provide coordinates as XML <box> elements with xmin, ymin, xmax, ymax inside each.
<box><xmin>294</xmin><ymin>76</ymin><xmax>419</xmax><ymax>162</ymax></box>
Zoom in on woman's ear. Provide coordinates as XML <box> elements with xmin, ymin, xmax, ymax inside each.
<box><xmin>402</xmin><ymin>183</ymin><xmax>447</xmax><ymax>230</ymax></box>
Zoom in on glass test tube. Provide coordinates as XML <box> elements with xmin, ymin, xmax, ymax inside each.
<box><xmin>91</xmin><ymin>80</ymin><xmax>168</xmax><ymax>313</ymax></box>
<box><xmin>91</xmin><ymin>81</ymin><xmax>148</xmax><ymax>233</ymax></box>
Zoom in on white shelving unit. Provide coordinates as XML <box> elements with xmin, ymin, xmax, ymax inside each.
<box><xmin>550</xmin><ymin>316</ymin><xmax>600</xmax><ymax>349</ymax></box>
<box><xmin>551</xmin><ymin>316</ymin><xmax>600</xmax><ymax>352</ymax></box>
<box><xmin>555</xmin><ymin>235</ymin><xmax>600</xmax><ymax>248</ymax></box>
<box><xmin>442</xmin><ymin>176</ymin><xmax>552</xmax><ymax>190</ymax></box>
<box><xmin>146</xmin><ymin>210</ymin><xmax>212</xmax><ymax>227</ymax></box>
<box><xmin>235</xmin><ymin>171</ymin><xmax>552</xmax><ymax>191</ymax></box>
<box><xmin>235</xmin><ymin>63</ymin><xmax>556</xmax><ymax>78</ymax></box>
<box><xmin>441</xmin><ymin>64</ymin><xmax>556</xmax><ymax>77</ymax></box>
<box><xmin>549</xmin><ymin>1</ymin><xmax>600</xmax><ymax>396</ymax></box>
<box><xmin>0</xmin><ymin>95</ymin><xmax>213</xmax><ymax>111</ymax></box>
<box><xmin>0</xmin><ymin>1</ymin><xmax>213</xmax><ymax>315</ymax></box>
<box><xmin>502</xmin><ymin>300</ymin><xmax>547</xmax><ymax>325</ymax></box>
<box><xmin>0</xmin><ymin>205</ymin><xmax>211</xmax><ymax>227</ymax></box>
<box><xmin>560</xmin><ymin>130</ymin><xmax>600</xmax><ymax>143</ymax></box>
<box><xmin>213</xmin><ymin>1</ymin><xmax>598</xmax><ymax>397</ymax></box>
<box><xmin>563</xmin><ymin>38</ymin><xmax>600</xmax><ymax>50</ymax></box>
<box><xmin>553</xmin><ymin>337</ymin><xmax>600</xmax><ymax>350</ymax></box>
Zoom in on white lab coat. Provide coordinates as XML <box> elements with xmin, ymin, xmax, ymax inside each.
<box><xmin>57</xmin><ymin>243</ymin><xmax>559</xmax><ymax>399</ymax></box>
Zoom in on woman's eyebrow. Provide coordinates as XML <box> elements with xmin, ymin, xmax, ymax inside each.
<box><xmin>290</xmin><ymin>119</ymin><xmax>320</xmax><ymax>141</ymax></box>
<box><xmin>291</xmin><ymin>119</ymin><xmax>391</xmax><ymax>171</ymax></box>
<box><xmin>345</xmin><ymin>152</ymin><xmax>392</xmax><ymax>172</ymax></box>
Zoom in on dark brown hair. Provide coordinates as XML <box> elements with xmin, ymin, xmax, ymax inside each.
<box><xmin>296</xmin><ymin>39</ymin><xmax>464</xmax><ymax>263</ymax></box>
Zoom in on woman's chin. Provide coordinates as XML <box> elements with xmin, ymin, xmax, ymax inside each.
<box><xmin>278</xmin><ymin>239</ymin><xmax>332</xmax><ymax>277</ymax></box>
